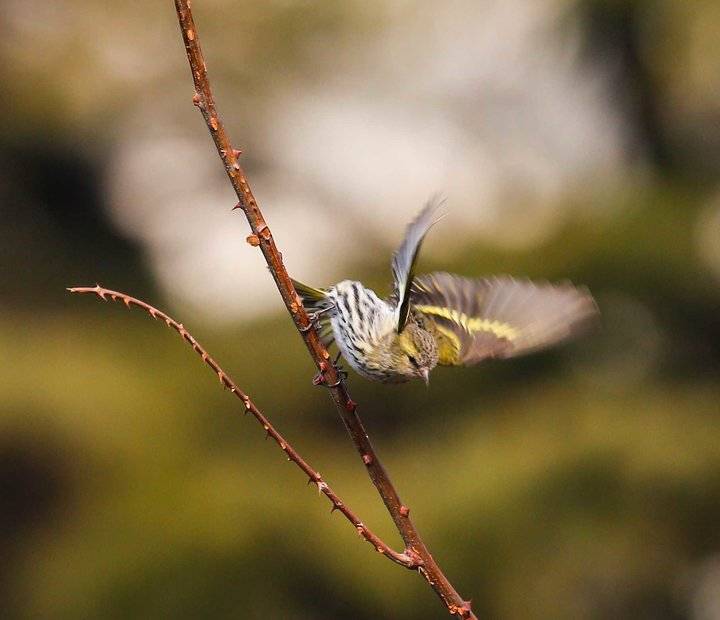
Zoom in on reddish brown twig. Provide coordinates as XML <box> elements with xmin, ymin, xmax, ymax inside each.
<box><xmin>173</xmin><ymin>2</ymin><xmax>476</xmax><ymax>617</ymax></box>
<box><xmin>68</xmin><ymin>285</ymin><xmax>415</xmax><ymax>568</ymax></box>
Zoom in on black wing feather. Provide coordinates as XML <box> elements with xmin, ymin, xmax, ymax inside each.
<box><xmin>390</xmin><ymin>197</ymin><xmax>444</xmax><ymax>332</ymax></box>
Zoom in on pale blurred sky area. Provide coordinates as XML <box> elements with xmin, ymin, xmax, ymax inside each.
<box><xmin>4</xmin><ymin>1</ymin><xmax>719</xmax><ymax>319</ymax></box>
<box><xmin>0</xmin><ymin>0</ymin><xmax>646</xmax><ymax>318</ymax></box>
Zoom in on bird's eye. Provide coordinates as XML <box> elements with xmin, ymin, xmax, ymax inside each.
<box><xmin>408</xmin><ymin>356</ymin><xmax>418</xmax><ymax>367</ymax></box>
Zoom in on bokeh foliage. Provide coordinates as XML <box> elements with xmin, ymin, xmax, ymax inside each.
<box><xmin>2</xmin><ymin>1</ymin><xmax>720</xmax><ymax>618</ymax></box>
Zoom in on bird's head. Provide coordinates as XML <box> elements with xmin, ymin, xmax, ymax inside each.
<box><xmin>392</xmin><ymin>321</ymin><xmax>438</xmax><ymax>384</ymax></box>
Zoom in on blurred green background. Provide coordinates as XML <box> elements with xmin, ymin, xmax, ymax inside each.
<box><xmin>2</xmin><ymin>1</ymin><xmax>720</xmax><ymax>618</ymax></box>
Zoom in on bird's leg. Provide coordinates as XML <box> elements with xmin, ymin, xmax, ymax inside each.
<box><xmin>331</xmin><ymin>350</ymin><xmax>348</xmax><ymax>380</ymax></box>
<box><xmin>312</xmin><ymin>350</ymin><xmax>347</xmax><ymax>388</ymax></box>
<box><xmin>299</xmin><ymin>304</ymin><xmax>334</xmax><ymax>333</ymax></box>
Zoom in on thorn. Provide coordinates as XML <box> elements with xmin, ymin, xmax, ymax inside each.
<box><xmin>232</xmin><ymin>148</ymin><xmax>242</xmax><ymax>158</ymax></box>
<box><xmin>232</xmin><ymin>202</ymin><xmax>243</xmax><ymax>211</ymax></box>
<box><xmin>399</xmin><ymin>505</ymin><xmax>410</xmax><ymax>517</ymax></box>
<box><xmin>209</xmin><ymin>116</ymin><xmax>218</xmax><ymax>131</ymax></box>
<box><xmin>356</xmin><ymin>524</ymin><xmax>365</xmax><ymax>537</ymax></box>
<box><xmin>321</xmin><ymin>349</ymin><xmax>330</xmax><ymax>360</ymax></box>
<box><xmin>330</xmin><ymin>502</ymin><xmax>341</xmax><ymax>514</ymax></box>
<box><xmin>376</xmin><ymin>547</ymin><xmax>385</xmax><ymax>554</ymax></box>
<box><xmin>362</xmin><ymin>454</ymin><xmax>373</xmax><ymax>466</ymax></box>
<box><xmin>316</xmin><ymin>481</ymin><xmax>327</xmax><ymax>496</ymax></box>
<box><xmin>319</xmin><ymin>361</ymin><xmax>328</xmax><ymax>372</ymax></box>
<box><xmin>192</xmin><ymin>92</ymin><xmax>201</xmax><ymax>106</ymax></box>
<box><xmin>312</xmin><ymin>373</ymin><xmax>325</xmax><ymax>386</ymax></box>
<box><xmin>246</xmin><ymin>234</ymin><xmax>260</xmax><ymax>247</ymax></box>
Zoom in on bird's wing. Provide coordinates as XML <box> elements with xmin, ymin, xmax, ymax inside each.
<box><xmin>411</xmin><ymin>272</ymin><xmax>598</xmax><ymax>366</ymax></box>
<box><xmin>390</xmin><ymin>197</ymin><xmax>444</xmax><ymax>332</ymax></box>
<box><xmin>292</xmin><ymin>279</ymin><xmax>336</xmax><ymax>347</ymax></box>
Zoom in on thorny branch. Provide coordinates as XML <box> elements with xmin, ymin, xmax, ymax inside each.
<box><xmin>64</xmin><ymin>2</ymin><xmax>483</xmax><ymax>617</ymax></box>
<box><xmin>171</xmin><ymin>1</ymin><xmax>476</xmax><ymax>617</ymax></box>
<box><xmin>68</xmin><ymin>285</ymin><xmax>415</xmax><ymax>568</ymax></box>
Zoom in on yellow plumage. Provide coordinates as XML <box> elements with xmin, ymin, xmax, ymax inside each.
<box><xmin>293</xmin><ymin>200</ymin><xmax>598</xmax><ymax>383</ymax></box>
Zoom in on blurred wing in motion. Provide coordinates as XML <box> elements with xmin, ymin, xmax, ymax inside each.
<box><xmin>411</xmin><ymin>272</ymin><xmax>598</xmax><ymax>366</ymax></box>
<box><xmin>390</xmin><ymin>196</ymin><xmax>445</xmax><ymax>332</ymax></box>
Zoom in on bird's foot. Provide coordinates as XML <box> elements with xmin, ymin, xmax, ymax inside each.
<box><xmin>299</xmin><ymin>306</ymin><xmax>333</xmax><ymax>333</ymax></box>
<box><xmin>299</xmin><ymin>313</ymin><xmax>321</xmax><ymax>333</ymax></box>
<box><xmin>312</xmin><ymin>354</ymin><xmax>347</xmax><ymax>388</ymax></box>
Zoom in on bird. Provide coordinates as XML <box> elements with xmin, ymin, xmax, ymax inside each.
<box><xmin>293</xmin><ymin>198</ymin><xmax>598</xmax><ymax>384</ymax></box>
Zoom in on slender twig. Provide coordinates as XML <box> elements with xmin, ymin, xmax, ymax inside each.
<box><xmin>68</xmin><ymin>285</ymin><xmax>415</xmax><ymax>568</ymax></box>
<box><xmin>171</xmin><ymin>2</ymin><xmax>475</xmax><ymax>617</ymax></box>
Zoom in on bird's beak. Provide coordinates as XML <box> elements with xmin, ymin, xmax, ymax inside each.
<box><xmin>419</xmin><ymin>368</ymin><xmax>430</xmax><ymax>385</ymax></box>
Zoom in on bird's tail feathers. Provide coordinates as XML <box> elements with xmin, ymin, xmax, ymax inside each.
<box><xmin>292</xmin><ymin>279</ymin><xmax>330</xmax><ymax>310</ymax></box>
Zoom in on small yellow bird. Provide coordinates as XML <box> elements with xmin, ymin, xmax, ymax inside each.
<box><xmin>294</xmin><ymin>199</ymin><xmax>597</xmax><ymax>384</ymax></box>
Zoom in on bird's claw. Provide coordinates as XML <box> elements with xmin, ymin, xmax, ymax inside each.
<box><xmin>300</xmin><ymin>310</ymin><xmax>325</xmax><ymax>333</ymax></box>
<box><xmin>311</xmin><ymin>358</ymin><xmax>348</xmax><ymax>389</ymax></box>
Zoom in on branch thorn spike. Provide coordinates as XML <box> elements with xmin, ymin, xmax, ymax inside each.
<box><xmin>167</xmin><ymin>2</ymin><xmax>477</xmax><ymax>613</ymax></box>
